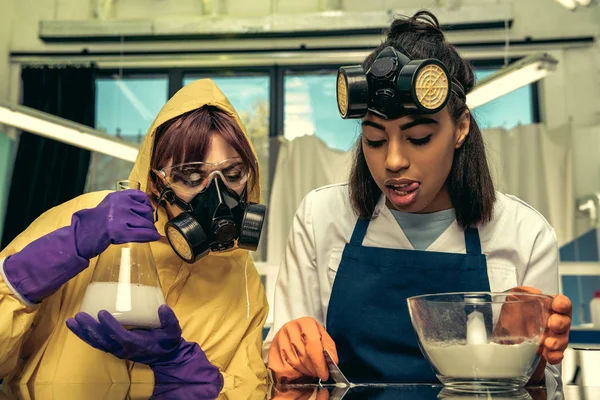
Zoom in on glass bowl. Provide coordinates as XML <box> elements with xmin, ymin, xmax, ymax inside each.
<box><xmin>407</xmin><ymin>292</ymin><xmax>552</xmax><ymax>393</ymax></box>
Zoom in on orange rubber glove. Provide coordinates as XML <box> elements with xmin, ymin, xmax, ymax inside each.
<box><xmin>268</xmin><ymin>317</ymin><xmax>339</xmax><ymax>383</ymax></box>
<box><xmin>271</xmin><ymin>386</ymin><xmax>330</xmax><ymax>400</ymax></box>
<box><xmin>497</xmin><ymin>286</ymin><xmax>572</xmax><ymax>383</ymax></box>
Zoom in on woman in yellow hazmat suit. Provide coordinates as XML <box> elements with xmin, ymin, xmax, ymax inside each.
<box><xmin>0</xmin><ymin>79</ymin><xmax>268</xmax><ymax>392</ymax></box>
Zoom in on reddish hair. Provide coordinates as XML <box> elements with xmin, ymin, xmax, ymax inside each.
<box><xmin>151</xmin><ymin>106</ymin><xmax>258</xmax><ymax>194</ymax></box>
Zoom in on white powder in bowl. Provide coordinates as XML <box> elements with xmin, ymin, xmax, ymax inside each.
<box><xmin>423</xmin><ymin>341</ymin><xmax>540</xmax><ymax>379</ymax></box>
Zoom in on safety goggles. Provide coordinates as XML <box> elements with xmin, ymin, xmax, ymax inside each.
<box><xmin>153</xmin><ymin>158</ymin><xmax>250</xmax><ymax>198</ymax></box>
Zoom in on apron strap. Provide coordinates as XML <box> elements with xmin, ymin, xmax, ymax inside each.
<box><xmin>350</xmin><ymin>218</ymin><xmax>370</xmax><ymax>245</ymax></box>
<box><xmin>464</xmin><ymin>228</ymin><xmax>482</xmax><ymax>255</ymax></box>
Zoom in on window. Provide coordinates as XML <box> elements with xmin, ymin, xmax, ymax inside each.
<box><xmin>95</xmin><ymin>76</ymin><xmax>169</xmax><ymax>141</ymax></box>
<box><xmin>184</xmin><ymin>74</ymin><xmax>271</xmax><ymax>261</ymax></box>
<box><xmin>472</xmin><ymin>69</ymin><xmax>536</xmax><ymax>130</ymax></box>
<box><xmin>86</xmin><ymin>75</ymin><xmax>168</xmax><ymax>192</ymax></box>
<box><xmin>284</xmin><ymin>71</ymin><xmax>360</xmax><ymax>152</ymax></box>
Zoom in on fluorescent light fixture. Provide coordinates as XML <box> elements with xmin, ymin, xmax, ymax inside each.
<box><xmin>0</xmin><ymin>100</ymin><xmax>139</xmax><ymax>162</ymax></box>
<box><xmin>555</xmin><ymin>0</ymin><xmax>578</xmax><ymax>9</ymax></box>
<box><xmin>467</xmin><ymin>53</ymin><xmax>558</xmax><ymax>109</ymax></box>
<box><xmin>555</xmin><ymin>0</ymin><xmax>594</xmax><ymax>8</ymax></box>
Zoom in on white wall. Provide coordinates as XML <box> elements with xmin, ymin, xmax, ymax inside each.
<box><xmin>3</xmin><ymin>0</ymin><xmax>600</xmax><ymax>239</ymax></box>
<box><xmin>7</xmin><ymin>0</ymin><xmax>600</xmax><ymax>51</ymax></box>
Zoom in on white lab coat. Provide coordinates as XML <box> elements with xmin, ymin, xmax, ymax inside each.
<box><xmin>264</xmin><ymin>183</ymin><xmax>561</xmax><ymax>390</ymax></box>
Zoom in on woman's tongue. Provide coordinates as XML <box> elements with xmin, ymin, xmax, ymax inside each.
<box><xmin>389</xmin><ymin>182</ymin><xmax>419</xmax><ymax>195</ymax></box>
<box><xmin>387</xmin><ymin>182</ymin><xmax>420</xmax><ymax>207</ymax></box>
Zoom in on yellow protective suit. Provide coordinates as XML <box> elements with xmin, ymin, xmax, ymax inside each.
<box><xmin>1</xmin><ymin>382</ymin><xmax>269</xmax><ymax>400</ymax></box>
<box><xmin>0</xmin><ymin>79</ymin><xmax>268</xmax><ymax>392</ymax></box>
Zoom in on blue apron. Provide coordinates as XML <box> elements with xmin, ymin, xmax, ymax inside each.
<box><xmin>326</xmin><ymin>217</ymin><xmax>490</xmax><ymax>383</ymax></box>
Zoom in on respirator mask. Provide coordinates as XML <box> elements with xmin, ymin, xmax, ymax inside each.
<box><xmin>336</xmin><ymin>46</ymin><xmax>465</xmax><ymax>120</ymax></box>
<box><xmin>152</xmin><ymin>158</ymin><xmax>266</xmax><ymax>263</ymax></box>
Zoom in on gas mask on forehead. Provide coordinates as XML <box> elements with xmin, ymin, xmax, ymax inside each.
<box><xmin>152</xmin><ymin>159</ymin><xmax>266</xmax><ymax>263</ymax></box>
<box><xmin>336</xmin><ymin>46</ymin><xmax>465</xmax><ymax>120</ymax></box>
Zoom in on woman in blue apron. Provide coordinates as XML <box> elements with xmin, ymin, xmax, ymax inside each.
<box><xmin>266</xmin><ymin>10</ymin><xmax>572</xmax><ymax>387</ymax></box>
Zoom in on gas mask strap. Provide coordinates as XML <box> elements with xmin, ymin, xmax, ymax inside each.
<box><xmin>155</xmin><ymin>186</ymin><xmax>196</xmax><ymax>222</ymax></box>
<box><xmin>155</xmin><ymin>187</ymin><xmax>193</xmax><ymax>222</ymax></box>
<box><xmin>240</xmin><ymin>186</ymin><xmax>249</xmax><ymax>204</ymax></box>
<box><xmin>154</xmin><ymin>188</ymin><xmax>172</xmax><ymax>223</ymax></box>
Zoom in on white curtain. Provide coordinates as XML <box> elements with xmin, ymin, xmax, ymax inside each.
<box><xmin>266</xmin><ymin>125</ymin><xmax>575</xmax><ymax>265</ymax></box>
<box><xmin>266</xmin><ymin>135</ymin><xmax>353</xmax><ymax>265</ymax></box>
<box><xmin>570</xmin><ymin>122</ymin><xmax>600</xmax><ymax>236</ymax></box>
<box><xmin>484</xmin><ymin>124</ymin><xmax>574</xmax><ymax>246</ymax></box>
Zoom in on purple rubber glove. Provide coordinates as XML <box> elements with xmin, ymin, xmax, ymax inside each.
<box><xmin>152</xmin><ymin>383</ymin><xmax>222</xmax><ymax>400</ymax></box>
<box><xmin>1</xmin><ymin>190</ymin><xmax>160</xmax><ymax>304</ymax></box>
<box><xmin>66</xmin><ymin>304</ymin><xmax>223</xmax><ymax>387</ymax></box>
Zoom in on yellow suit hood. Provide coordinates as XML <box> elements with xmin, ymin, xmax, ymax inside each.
<box><xmin>129</xmin><ymin>78</ymin><xmax>261</xmax><ymax>204</ymax></box>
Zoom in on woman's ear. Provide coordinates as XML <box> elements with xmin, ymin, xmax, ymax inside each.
<box><xmin>455</xmin><ymin>109</ymin><xmax>471</xmax><ymax>149</ymax></box>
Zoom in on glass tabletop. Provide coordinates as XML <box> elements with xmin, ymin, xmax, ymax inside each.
<box><xmin>1</xmin><ymin>382</ymin><xmax>598</xmax><ymax>400</ymax></box>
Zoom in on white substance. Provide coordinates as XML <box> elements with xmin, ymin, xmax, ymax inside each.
<box><xmin>466</xmin><ymin>311</ymin><xmax>487</xmax><ymax>345</ymax></box>
<box><xmin>423</xmin><ymin>341</ymin><xmax>540</xmax><ymax>379</ymax></box>
<box><xmin>79</xmin><ymin>282</ymin><xmax>165</xmax><ymax>329</ymax></box>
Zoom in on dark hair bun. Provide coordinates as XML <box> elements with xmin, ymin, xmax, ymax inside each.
<box><xmin>387</xmin><ymin>10</ymin><xmax>445</xmax><ymax>42</ymax></box>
